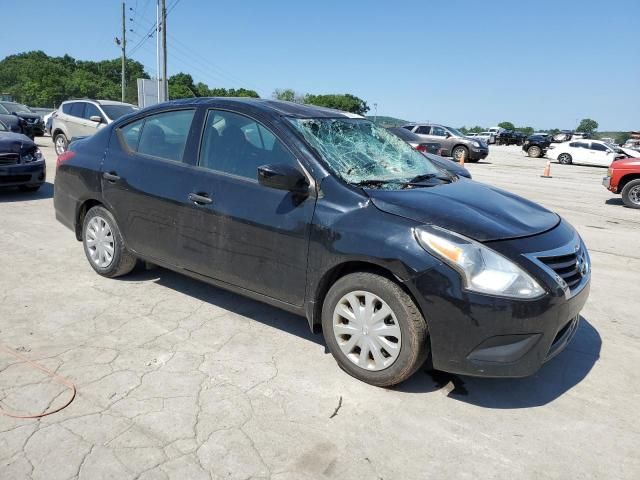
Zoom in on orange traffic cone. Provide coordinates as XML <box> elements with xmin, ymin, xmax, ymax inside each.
<box><xmin>541</xmin><ymin>161</ymin><xmax>552</xmax><ymax>178</ymax></box>
<box><xmin>459</xmin><ymin>150</ymin><xmax>466</xmax><ymax>167</ymax></box>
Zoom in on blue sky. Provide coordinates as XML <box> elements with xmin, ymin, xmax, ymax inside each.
<box><xmin>2</xmin><ymin>0</ymin><xmax>638</xmax><ymax>130</ymax></box>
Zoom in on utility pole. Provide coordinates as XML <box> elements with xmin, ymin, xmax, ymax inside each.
<box><xmin>121</xmin><ymin>1</ymin><xmax>126</xmax><ymax>102</ymax></box>
<box><xmin>156</xmin><ymin>0</ymin><xmax>161</xmax><ymax>102</ymax></box>
<box><xmin>161</xmin><ymin>0</ymin><xmax>167</xmax><ymax>101</ymax></box>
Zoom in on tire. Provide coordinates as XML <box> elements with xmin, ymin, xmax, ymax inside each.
<box><xmin>451</xmin><ymin>145</ymin><xmax>469</xmax><ymax>162</ymax></box>
<box><xmin>527</xmin><ymin>145</ymin><xmax>542</xmax><ymax>158</ymax></box>
<box><xmin>82</xmin><ymin>206</ymin><xmax>137</xmax><ymax>278</ymax></box>
<box><xmin>321</xmin><ymin>272</ymin><xmax>429</xmax><ymax>387</ymax></box>
<box><xmin>54</xmin><ymin>133</ymin><xmax>68</xmax><ymax>155</ymax></box>
<box><xmin>558</xmin><ymin>153</ymin><xmax>572</xmax><ymax>165</ymax></box>
<box><xmin>19</xmin><ymin>185</ymin><xmax>41</xmax><ymax>192</ymax></box>
<box><xmin>621</xmin><ymin>179</ymin><xmax>640</xmax><ymax>209</ymax></box>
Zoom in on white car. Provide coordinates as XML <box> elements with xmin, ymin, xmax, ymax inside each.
<box><xmin>547</xmin><ymin>140</ymin><xmax>625</xmax><ymax>167</ymax></box>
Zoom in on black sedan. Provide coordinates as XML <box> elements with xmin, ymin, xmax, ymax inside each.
<box><xmin>54</xmin><ymin>98</ymin><xmax>590</xmax><ymax>386</ymax></box>
<box><xmin>0</xmin><ymin>121</ymin><xmax>46</xmax><ymax>191</ymax></box>
<box><xmin>0</xmin><ymin>101</ymin><xmax>44</xmax><ymax>138</ymax></box>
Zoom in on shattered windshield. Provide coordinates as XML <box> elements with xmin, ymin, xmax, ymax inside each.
<box><xmin>288</xmin><ymin>117</ymin><xmax>440</xmax><ymax>186</ymax></box>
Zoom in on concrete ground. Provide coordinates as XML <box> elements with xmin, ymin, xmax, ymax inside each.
<box><xmin>1</xmin><ymin>139</ymin><xmax>639</xmax><ymax>480</ymax></box>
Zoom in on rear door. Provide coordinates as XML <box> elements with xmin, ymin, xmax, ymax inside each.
<box><xmin>174</xmin><ymin>108</ymin><xmax>316</xmax><ymax>306</ymax></box>
<box><xmin>101</xmin><ymin>108</ymin><xmax>197</xmax><ymax>262</ymax></box>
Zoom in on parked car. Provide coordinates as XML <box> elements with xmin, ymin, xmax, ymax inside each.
<box><xmin>0</xmin><ymin>109</ymin><xmax>30</xmax><ymax>138</ymax></box>
<box><xmin>43</xmin><ymin>110</ymin><xmax>55</xmax><ymax>135</ymax></box>
<box><xmin>51</xmin><ymin>99</ymin><xmax>138</xmax><ymax>154</ymax></box>
<box><xmin>386</xmin><ymin>127</ymin><xmax>471</xmax><ymax>179</ymax></box>
<box><xmin>488</xmin><ymin>127</ymin><xmax>504</xmax><ymax>138</ymax></box>
<box><xmin>54</xmin><ymin>98</ymin><xmax>590</xmax><ymax>386</ymax></box>
<box><xmin>522</xmin><ymin>134</ymin><xmax>552</xmax><ymax>158</ymax></box>
<box><xmin>622</xmin><ymin>139</ymin><xmax>640</xmax><ymax>151</ymax></box>
<box><xmin>496</xmin><ymin>130</ymin><xmax>525</xmax><ymax>146</ymax></box>
<box><xmin>551</xmin><ymin>130</ymin><xmax>574</xmax><ymax>143</ymax></box>
<box><xmin>402</xmin><ymin>123</ymin><xmax>488</xmax><ymax>162</ymax></box>
<box><xmin>547</xmin><ymin>140</ymin><xmax>625</xmax><ymax>166</ymax></box>
<box><xmin>475</xmin><ymin>131</ymin><xmax>496</xmax><ymax>144</ymax></box>
<box><xmin>0</xmin><ymin>120</ymin><xmax>46</xmax><ymax>191</ymax></box>
<box><xmin>603</xmin><ymin>157</ymin><xmax>640</xmax><ymax>208</ymax></box>
<box><xmin>0</xmin><ymin>101</ymin><xmax>45</xmax><ymax>137</ymax></box>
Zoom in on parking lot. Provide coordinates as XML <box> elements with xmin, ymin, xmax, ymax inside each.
<box><xmin>1</xmin><ymin>139</ymin><xmax>639</xmax><ymax>479</ymax></box>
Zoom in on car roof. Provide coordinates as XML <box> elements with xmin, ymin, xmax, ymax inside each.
<box><xmin>141</xmin><ymin>97</ymin><xmax>365</xmax><ymax>119</ymax></box>
<box><xmin>61</xmin><ymin>99</ymin><xmax>136</xmax><ymax>107</ymax></box>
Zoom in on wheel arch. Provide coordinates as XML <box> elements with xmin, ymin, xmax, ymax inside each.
<box><xmin>75</xmin><ymin>198</ymin><xmax>104</xmax><ymax>240</ymax></box>
<box><xmin>306</xmin><ymin>260</ymin><xmax>429</xmax><ymax>334</ymax></box>
<box><xmin>619</xmin><ymin>173</ymin><xmax>640</xmax><ymax>192</ymax></box>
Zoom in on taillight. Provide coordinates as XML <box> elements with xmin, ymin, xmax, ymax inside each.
<box><xmin>56</xmin><ymin>150</ymin><xmax>76</xmax><ymax>168</ymax></box>
<box><xmin>415</xmin><ymin>144</ymin><xmax>427</xmax><ymax>152</ymax></box>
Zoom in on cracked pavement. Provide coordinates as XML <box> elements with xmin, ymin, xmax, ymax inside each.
<box><xmin>1</xmin><ymin>140</ymin><xmax>639</xmax><ymax>479</ymax></box>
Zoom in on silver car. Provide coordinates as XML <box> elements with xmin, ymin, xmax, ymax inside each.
<box><xmin>51</xmin><ymin>99</ymin><xmax>138</xmax><ymax>154</ymax></box>
<box><xmin>402</xmin><ymin>123</ymin><xmax>489</xmax><ymax>162</ymax></box>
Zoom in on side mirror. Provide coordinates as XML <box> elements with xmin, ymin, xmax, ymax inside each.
<box><xmin>445</xmin><ymin>132</ymin><xmax>451</xmax><ymax>138</ymax></box>
<box><xmin>89</xmin><ymin>115</ymin><xmax>103</xmax><ymax>123</ymax></box>
<box><xmin>258</xmin><ymin>164</ymin><xmax>309</xmax><ymax>194</ymax></box>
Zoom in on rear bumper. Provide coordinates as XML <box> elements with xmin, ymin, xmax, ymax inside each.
<box><xmin>0</xmin><ymin>161</ymin><xmax>46</xmax><ymax>187</ymax></box>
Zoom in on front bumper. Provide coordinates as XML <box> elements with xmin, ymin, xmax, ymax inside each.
<box><xmin>602</xmin><ymin>176</ymin><xmax>615</xmax><ymax>193</ymax></box>
<box><xmin>469</xmin><ymin>147</ymin><xmax>489</xmax><ymax>160</ymax></box>
<box><xmin>0</xmin><ymin>160</ymin><xmax>46</xmax><ymax>187</ymax></box>
<box><xmin>408</xmin><ymin>220</ymin><xmax>590</xmax><ymax>377</ymax></box>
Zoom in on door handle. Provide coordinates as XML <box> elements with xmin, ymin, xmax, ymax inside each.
<box><xmin>103</xmin><ymin>172</ymin><xmax>120</xmax><ymax>182</ymax></box>
<box><xmin>188</xmin><ymin>192</ymin><xmax>213</xmax><ymax>205</ymax></box>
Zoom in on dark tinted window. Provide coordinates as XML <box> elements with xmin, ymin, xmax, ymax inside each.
<box><xmin>199</xmin><ymin>110</ymin><xmax>297</xmax><ymax>179</ymax></box>
<box><xmin>84</xmin><ymin>103</ymin><xmax>103</xmax><ymax>121</ymax></box>
<box><xmin>415</xmin><ymin>126</ymin><xmax>431</xmax><ymax>134</ymax></box>
<box><xmin>101</xmin><ymin>104</ymin><xmax>137</xmax><ymax>120</ymax></box>
<box><xmin>590</xmin><ymin>142</ymin><xmax>608</xmax><ymax>152</ymax></box>
<box><xmin>69</xmin><ymin>102</ymin><xmax>85</xmax><ymax>118</ymax></box>
<box><xmin>402</xmin><ymin>125</ymin><xmax>414</xmax><ymax>131</ymax></box>
<box><xmin>431</xmin><ymin>126</ymin><xmax>446</xmax><ymax>137</ymax></box>
<box><xmin>61</xmin><ymin>103</ymin><xmax>72</xmax><ymax>114</ymax></box>
<box><xmin>570</xmin><ymin>142</ymin><xmax>589</xmax><ymax>148</ymax></box>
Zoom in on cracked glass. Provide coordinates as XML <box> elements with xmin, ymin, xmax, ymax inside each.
<box><xmin>288</xmin><ymin>117</ymin><xmax>440</xmax><ymax>187</ymax></box>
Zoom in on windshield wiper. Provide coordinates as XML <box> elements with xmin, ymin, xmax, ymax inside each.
<box><xmin>351</xmin><ymin>179</ymin><xmax>399</xmax><ymax>188</ymax></box>
<box><xmin>402</xmin><ymin>173</ymin><xmax>452</xmax><ymax>188</ymax></box>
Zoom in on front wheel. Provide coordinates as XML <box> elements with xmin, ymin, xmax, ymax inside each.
<box><xmin>82</xmin><ymin>206</ymin><xmax>137</xmax><ymax>277</ymax></box>
<box><xmin>621</xmin><ymin>179</ymin><xmax>640</xmax><ymax>209</ymax></box>
<box><xmin>557</xmin><ymin>153</ymin><xmax>572</xmax><ymax>165</ymax></box>
<box><xmin>321</xmin><ymin>272</ymin><xmax>429</xmax><ymax>387</ymax></box>
<box><xmin>452</xmin><ymin>145</ymin><xmax>469</xmax><ymax>161</ymax></box>
<box><xmin>527</xmin><ymin>145</ymin><xmax>542</xmax><ymax>158</ymax></box>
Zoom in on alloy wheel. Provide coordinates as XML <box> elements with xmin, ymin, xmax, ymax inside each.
<box><xmin>85</xmin><ymin>216</ymin><xmax>115</xmax><ymax>268</ymax></box>
<box><xmin>55</xmin><ymin>136</ymin><xmax>66</xmax><ymax>155</ymax></box>
<box><xmin>332</xmin><ymin>290</ymin><xmax>401</xmax><ymax>371</ymax></box>
<box><xmin>629</xmin><ymin>185</ymin><xmax>640</xmax><ymax>206</ymax></box>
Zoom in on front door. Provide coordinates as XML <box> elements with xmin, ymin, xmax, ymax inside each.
<box><xmin>101</xmin><ymin>108</ymin><xmax>197</xmax><ymax>262</ymax></box>
<box><xmin>175</xmin><ymin>109</ymin><xmax>316</xmax><ymax>306</ymax></box>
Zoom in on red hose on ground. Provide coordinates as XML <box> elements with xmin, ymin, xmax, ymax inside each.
<box><xmin>0</xmin><ymin>344</ymin><xmax>76</xmax><ymax>419</ymax></box>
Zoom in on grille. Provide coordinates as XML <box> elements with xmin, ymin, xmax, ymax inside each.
<box><xmin>538</xmin><ymin>247</ymin><xmax>588</xmax><ymax>290</ymax></box>
<box><xmin>0</xmin><ymin>153</ymin><xmax>20</xmax><ymax>165</ymax></box>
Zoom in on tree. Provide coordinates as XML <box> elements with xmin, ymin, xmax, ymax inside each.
<box><xmin>498</xmin><ymin>121</ymin><xmax>515</xmax><ymax>130</ymax></box>
<box><xmin>615</xmin><ymin>132</ymin><xmax>631</xmax><ymax>145</ymax></box>
<box><xmin>273</xmin><ymin>88</ymin><xmax>301</xmax><ymax>102</ymax></box>
<box><xmin>303</xmin><ymin>93</ymin><xmax>369</xmax><ymax>115</ymax></box>
<box><xmin>517</xmin><ymin>126</ymin><xmax>534</xmax><ymax>136</ymax></box>
<box><xmin>576</xmin><ymin>118</ymin><xmax>598</xmax><ymax>134</ymax></box>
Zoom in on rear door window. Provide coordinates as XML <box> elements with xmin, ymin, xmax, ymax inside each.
<box><xmin>118</xmin><ymin>109</ymin><xmax>195</xmax><ymax>162</ymax></box>
<box><xmin>415</xmin><ymin>126</ymin><xmax>431</xmax><ymax>134</ymax></box>
<box><xmin>68</xmin><ymin>102</ymin><xmax>86</xmax><ymax>119</ymax></box>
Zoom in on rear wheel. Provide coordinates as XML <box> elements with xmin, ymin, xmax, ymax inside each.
<box><xmin>558</xmin><ymin>153</ymin><xmax>572</xmax><ymax>165</ymax></box>
<box><xmin>621</xmin><ymin>179</ymin><xmax>640</xmax><ymax>209</ymax></box>
<box><xmin>54</xmin><ymin>133</ymin><xmax>68</xmax><ymax>155</ymax></box>
<box><xmin>527</xmin><ymin>145</ymin><xmax>542</xmax><ymax>158</ymax></box>
<box><xmin>321</xmin><ymin>272</ymin><xmax>429</xmax><ymax>387</ymax></box>
<box><xmin>82</xmin><ymin>206</ymin><xmax>137</xmax><ymax>277</ymax></box>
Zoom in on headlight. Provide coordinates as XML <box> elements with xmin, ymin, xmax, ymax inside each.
<box><xmin>472</xmin><ymin>141</ymin><xmax>481</xmax><ymax>148</ymax></box>
<box><xmin>22</xmin><ymin>148</ymin><xmax>43</xmax><ymax>163</ymax></box>
<box><xmin>414</xmin><ymin>225</ymin><xmax>545</xmax><ymax>299</ymax></box>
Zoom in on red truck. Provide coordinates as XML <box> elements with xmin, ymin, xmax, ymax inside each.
<box><xmin>603</xmin><ymin>157</ymin><xmax>640</xmax><ymax>208</ymax></box>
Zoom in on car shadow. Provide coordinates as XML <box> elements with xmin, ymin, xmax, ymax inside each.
<box><xmin>0</xmin><ymin>182</ymin><xmax>54</xmax><ymax>202</ymax></box>
<box><xmin>395</xmin><ymin>316</ymin><xmax>600</xmax><ymax>408</ymax></box>
<box><xmin>119</xmin><ymin>266</ymin><xmax>324</xmax><ymax>346</ymax></box>
<box><xmin>605</xmin><ymin>198</ymin><xmax>624</xmax><ymax>206</ymax></box>
<box><xmin>473</xmin><ymin>160</ymin><xmax>493</xmax><ymax>165</ymax></box>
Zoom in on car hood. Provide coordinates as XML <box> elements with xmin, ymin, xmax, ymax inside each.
<box><xmin>613</xmin><ymin>157</ymin><xmax>640</xmax><ymax>168</ymax></box>
<box><xmin>0</xmin><ymin>132</ymin><xmax>37</xmax><ymax>153</ymax></box>
<box><xmin>367</xmin><ymin>179</ymin><xmax>560</xmax><ymax>242</ymax></box>
<box><xmin>16</xmin><ymin>112</ymin><xmax>41</xmax><ymax>121</ymax></box>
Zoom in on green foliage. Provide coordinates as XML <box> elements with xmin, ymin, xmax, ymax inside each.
<box><xmin>498</xmin><ymin>121</ymin><xmax>515</xmax><ymax>130</ymax></box>
<box><xmin>0</xmin><ymin>51</ymin><xmax>147</xmax><ymax>106</ymax></box>
<box><xmin>273</xmin><ymin>88</ymin><xmax>301</xmax><ymax>102</ymax></box>
<box><xmin>168</xmin><ymin>72</ymin><xmax>259</xmax><ymax>100</ymax></box>
<box><xmin>367</xmin><ymin>116</ymin><xmax>409</xmax><ymax>127</ymax></box>
<box><xmin>576</xmin><ymin>118</ymin><xmax>598</xmax><ymax>134</ymax></box>
<box><xmin>303</xmin><ymin>93</ymin><xmax>369</xmax><ymax>115</ymax></box>
<box><xmin>516</xmin><ymin>126</ymin><xmax>534</xmax><ymax>136</ymax></box>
